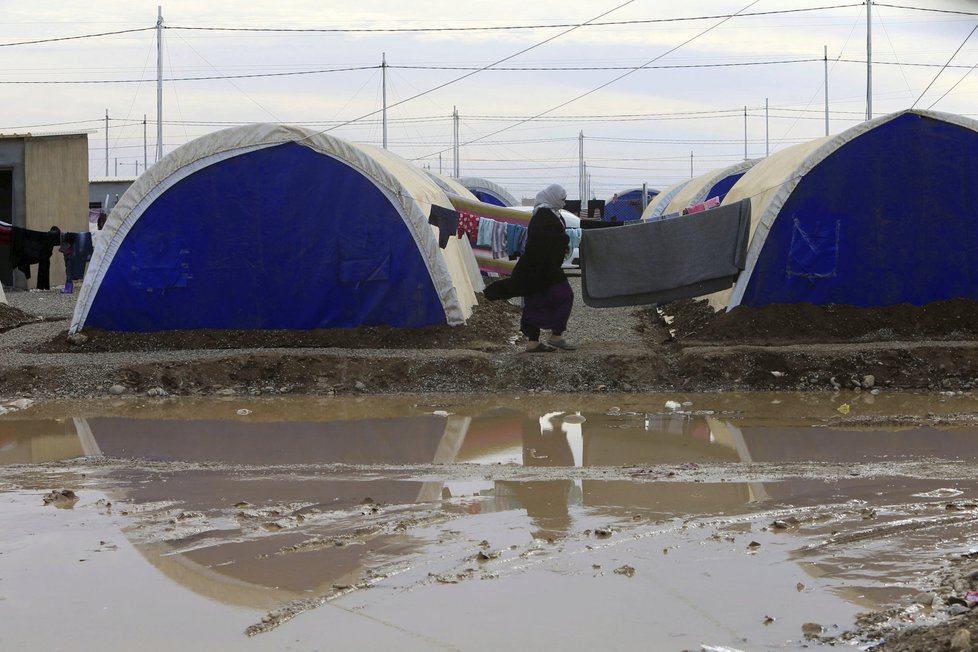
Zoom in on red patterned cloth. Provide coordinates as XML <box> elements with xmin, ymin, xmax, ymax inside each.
<box><xmin>457</xmin><ymin>211</ymin><xmax>480</xmax><ymax>242</ymax></box>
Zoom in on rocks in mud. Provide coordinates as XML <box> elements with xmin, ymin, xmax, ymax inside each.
<box><xmin>913</xmin><ymin>592</ymin><xmax>937</xmax><ymax>607</ymax></box>
<box><xmin>146</xmin><ymin>386</ymin><xmax>167</xmax><ymax>397</ymax></box>
<box><xmin>951</xmin><ymin>627</ymin><xmax>972</xmax><ymax>651</ymax></box>
<box><xmin>42</xmin><ymin>489</ymin><xmax>78</xmax><ymax>509</ymax></box>
<box><xmin>66</xmin><ymin>333</ymin><xmax>88</xmax><ymax>346</ymax></box>
<box><xmin>613</xmin><ymin>565</ymin><xmax>635</xmax><ymax>578</ymax></box>
<box><xmin>108</xmin><ymin>384</ymin><xmax>126</xmax><ymax>395</ymax></box>
<box><xmin>801</xmin><ymin>622</ymin><xmax>824</xmax><ymax>639</ymax></box>
<box><xmin>0</xmin><ymin>397</ymin><xmax>34</xmax><ymax>416</ymax></box>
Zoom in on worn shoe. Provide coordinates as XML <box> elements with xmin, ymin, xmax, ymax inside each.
<box><xmin>548</xmin><ymin>339</ymin><xmax>577</xmax><ymax>350</ymax></box>
<box><xmin>523</xmin><ymin>344</ymin><xmax>556</xmax><ymax>353</ymax></box>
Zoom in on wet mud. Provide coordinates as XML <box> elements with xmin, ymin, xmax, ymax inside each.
<box><xmin>6</xmin><ymin>294</ymin><xmax>978</xmax><ymax>398</ymax></box>
<box><xmin>3</xmin><ymin>393</ymin><xmax>978</xmax><ymax>650</ymax></box>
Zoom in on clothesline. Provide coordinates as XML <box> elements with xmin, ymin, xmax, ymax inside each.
<box><xmin>458</xmin><ymin>211</ymin><xmax>581</xmax><ymax>267</ymax></box>
<box><xmin>6</xmin><ymin>224</ymin><xmax>94</xmax><ymax>291</ymax></box>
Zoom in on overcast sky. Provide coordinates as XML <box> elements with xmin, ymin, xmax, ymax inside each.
<box><xmin>2</xmin><ymin>0</ymin><xmax>976</xmax><ymax>200</ymax></box>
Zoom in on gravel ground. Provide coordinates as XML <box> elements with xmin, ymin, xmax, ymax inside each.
<box><xmin>7</xmin><ymin>273</ymin><xmax>978</xmax><ymax>399</ymax></box>
<box><xmin>0</xmin><ymin>275</ymin><xmax>655</xmax><ymax>399</ymax></box>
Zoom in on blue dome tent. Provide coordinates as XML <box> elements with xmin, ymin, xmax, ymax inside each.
<box><xmin>707</xmin><ymin>109</ymin><xmax>978</xmax><ymax>311</ymax></box>
<box><xmin>604</xmin><ymin>188</ymin><xmax>659</xmax><ymax>222</ymax></box>
<box><xmin>70</xmin><ymin>124</ymin><xmax>478</xmax><ymax>333</ymax></box>
<box><xmin>645</xmin><ymin>160</ymin><xmax>760</xmax><ymax>219</ymax></box>
<box><xmin>457</xmin><ymin>176</ymin><xmax>518</xmax><ymax>207</ymax></box>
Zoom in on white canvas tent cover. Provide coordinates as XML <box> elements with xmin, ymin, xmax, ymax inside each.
<box><xmin>641</xmin><ymin>178</ymin><xmax>693</xmax><ymax>220</ymax></box>
<box><xmin>660</xmin><ymin>159</ymin><xmax>761</xmax><ymax>216</ymax></box>
<box><xmin>70</xmin><ymin>123</ymin><xmax>479</xmax><ymax>333</ymax></box>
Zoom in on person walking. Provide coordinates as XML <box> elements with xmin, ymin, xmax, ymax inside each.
<box><xmin>485</xmin><ymin>183</ymin><xmax>576</xmax><ymax>353</ymax></box>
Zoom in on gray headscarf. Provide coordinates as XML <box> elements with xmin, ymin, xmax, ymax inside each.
<box><xmin>533</xmin><ymin>184</ymin><xmax>567</xmax><ymax>214</ymax></box>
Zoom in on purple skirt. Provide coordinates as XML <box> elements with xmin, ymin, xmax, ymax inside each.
<box><xmin>521</xmin><ymin>279</ymin><xmax>573</xmax><ymax>332</ymax></box>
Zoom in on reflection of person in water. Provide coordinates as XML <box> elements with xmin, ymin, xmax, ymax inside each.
<box><xmin>498</xmin><ymin>413</ymin><xmax>575</xmax><ymax>541</ymax></box>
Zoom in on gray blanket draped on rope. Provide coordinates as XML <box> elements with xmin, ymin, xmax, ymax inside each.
<box><xmin>579</xmin><ymin>198</ymin><xmax>751</xmax><ymax>308</ymax></box>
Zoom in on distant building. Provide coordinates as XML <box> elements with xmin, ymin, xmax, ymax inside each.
<box><xmin>89</xmin><ymin>178</ymin><xmax>136</xmax><ymax>212</ymax></box>
<box><xmin>0</xmin><ymin>132</ymin><xmax>89</xmax><ymax>288</ymax></box>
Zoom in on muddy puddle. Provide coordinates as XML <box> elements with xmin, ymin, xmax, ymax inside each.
<box><xmin>3</xmin><ymin>392</ymin><xmax>978</xmax><ymax>651</ymax></box>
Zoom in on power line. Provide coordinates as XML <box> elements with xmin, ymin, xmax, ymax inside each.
<box><xmin>0</xmin><ymin>65</ymin><xmax>379</xmax><ymax>84</ymax></box>
<box><xmin>7</xmin><ymin>56</ymin><xmax>978</xmax><ymax>85</ymax></box>
<box><xmin>393</xmin><ymin>58</ymin><xmax>819</xmax><ymax>71</ymax></box>
<box><xmin>314</xmin><ymin>0</ymin><xmax>639</xmax><ymax>138</ymax></box>
<box><xmin>164</xmin><ymin>5</ymin><xmax>863</xmax><ymax>34</ymax></box>
<box><xmin>0</xmin><ymin>27</ymin><xmax>154</xmax><ymax>47</ymax></box>
<box><xmin>874</xmin><ymin>3</ymin><xmax>978</xmax><ymax>17</ymax></box>
<box><xmin>911</xmin><ymin>22</ymin><xmax>978</xmax><ymax>109</ymax></box>
<box><xmin>0</xmin><ymin>3</ymin><xmax>868</xmax><ymax>51</ymax></box>
<box><xmin>415</xmin><ymin>0</ymin><xmax>762</xmax><ymax>161</ymax></box>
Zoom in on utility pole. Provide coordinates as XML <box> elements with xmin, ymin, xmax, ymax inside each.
<box><xmin>104</xmin><ymin>109</ymin><xmax>109</xmax><ymax>177</ymax></box>
<box><xmin>439</xmin><ymin>152</ymin><xmax>442</xmax><ymax>176</ymax></box>
<box><xmin>156</xmin><ymin>6</ymin><xmax>164</xmax><ymax>162</ymax></box>
<box><xmin>690</xmin><ymin>151</ymin><xmax>694</xmax><ymax>179</ymax></box>
<box><xmin>866</xmin><ymin>0</ymin><xmax>873</xmax><ymax>121</ymax></box>
<box><xmin>114</xmin><ymin>158</ymin><xmax>118</xmax><ymax>177</ymax></box>
<box><xmin>743</xmin><ymin>106</ymin><xmax>748</xmax><ymax>161</ymax></box>
<box><xmin>765</xmin><ymin>98</ymin><xmax>769</xmax><ymax>157</ymax></box>
<box><xmin>452</xmin><ymin>107</ymin><xmax>459</xmax><ymax>178</ymax></box>
<box><xmin>382</xmin><ymin>53</ymin><xmax>388</xmax><ymax>149</ymax></box>
<box><xmin>583</xmin><ymin>162</ymin><xmax>589</xmax><ymax>214</ymax></box>
<box><xmin>143</xmin><ymin>114</ymin><xmax>148</xmax><ymax>171</ymax></box>
<box><xmin>824</xmin><ymin>45</ymin><xmax>830</xmax><ymax>135</ymax></box>
<box><xmin>578</xmin><ymin>131</ymin><xmax>584</xmax><ymax>206</ymax></box>
<box><xmin>641</xmin><ymin>182</ymin><xmax>648</xmax><ymax>213</ymax></box>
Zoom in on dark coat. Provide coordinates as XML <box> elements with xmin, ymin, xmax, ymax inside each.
<box><xmin>484</xmin><ymin>208</ymin><xmax>568</xmax><ymax>300</ymax></box>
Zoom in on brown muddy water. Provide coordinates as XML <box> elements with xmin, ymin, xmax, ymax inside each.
<box><xmin>2</xmin><ymin>392</ymin><xmax>978</xmax><ymax>651</ymax></box>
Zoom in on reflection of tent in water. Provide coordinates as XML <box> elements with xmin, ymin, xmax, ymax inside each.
<box><xmin>0</xmin><ymin>413</ymin><xmax>471</xmax><ymax>608</ymax></box>
<box><xmin>69</xmin><ymin>124</ymin><xmax>480</xmax><ymax>333</ymax></box>
<box><xmin>709</xmin><ymin>109</ymin><xmax>978</xmax><ymax>310</ymax></box>
<box><xmin>13</xmin><ymin>409</ymin><xmax>978</xmax><ymax>608</ymax></box>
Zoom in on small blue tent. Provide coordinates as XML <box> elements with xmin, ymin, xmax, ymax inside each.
<box><xmin>604</xmin><ymin>188</ymin><xmax>659</xmax><ymax>222</ymax></box>
<box><xmin>708</xmin><ymin>109</ymin><xmax>978</xmax><ymax>310</ymax></box>
<box><xmin>657</xmin><ymin>160</ymin><xmax>759</xmax><ymax>217</ymax></box>
<box><xmin>458</xmin><ymin>176</ymin><xmax>518</xmax><ymax>207</ymax></box>
<box><xmin>70</xmin><ymin>124</ymin><xmax>478</xmax><ymax>333</ymax></box>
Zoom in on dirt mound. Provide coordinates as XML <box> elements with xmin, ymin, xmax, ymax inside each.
<box><xmin>32</xmin><ymin>295</ymin><xmax>521</xmax><ymax>353</ymax></box>
<box><xmin>0</xmin><ymin>303</ymin><xmax>40</xmax><ymax>331</ymax></box>
<box><xmin>661</xmin><ymin>298</ymin><xmax>978</xmax><ymax>345</ymax></box>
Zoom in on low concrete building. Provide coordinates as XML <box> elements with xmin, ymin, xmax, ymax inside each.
<box><xmin>0</xmin><ymin>132</ymin><xmax>90</xmax><ymax>289</ymax></box>
<box><xmin>89</xmin><ymin>177</ymin><xmax>136</xmax><ymax>212</ymax></box>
